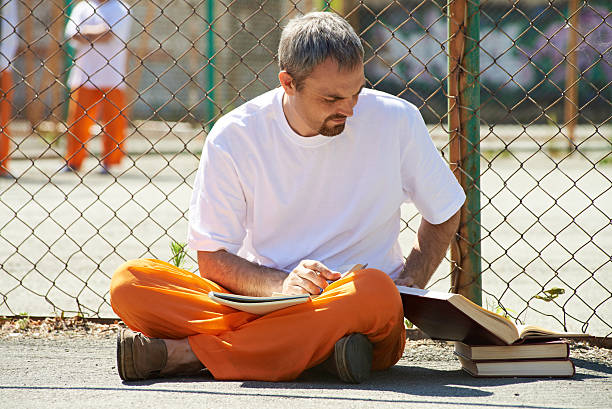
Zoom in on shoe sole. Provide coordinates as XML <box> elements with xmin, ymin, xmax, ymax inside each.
<box><xmin>117</xmin><ymin>328</ymin><xmax>134</xmax><ymax>381</ymax></box>
<box><xmin>335</xmin><ymin>333</ymin><xmax>373</xmax><ymax>383</ymax></box>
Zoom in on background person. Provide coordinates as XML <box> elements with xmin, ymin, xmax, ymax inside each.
<box><xmin>0</xmin><ymin>0</ymin><xmax>19</xmax><ymax>178</ymax></box>
<box><xmin>63</xmin><ymin>0</ymin><xmax>132</xmax><ymax>173</ymax></box>
<box><xmin>110</xmin><ymin>12</ymin><xmax>465</xmax><ymax>383</ymax></box>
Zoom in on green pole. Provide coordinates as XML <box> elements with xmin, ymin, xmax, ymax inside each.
<box><xmin>206</xmin><ymin>0</ymin><xmax>215</xmax><ymax>128</ymax></box>
<box><xmin>62</xmin><ymin>0</ymin><xmax>75</xmax><ymax>120</ymax></box>
<box><xmin>448</xmin><ymin>0</ymin><xmax>481</xmax><ymax>305</ymax></box>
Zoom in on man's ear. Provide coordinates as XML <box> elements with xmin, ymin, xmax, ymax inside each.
<box><xmin>279</xmin><ymin>71</ymin><xmax>296</xmax><ymax>95</ymax></box>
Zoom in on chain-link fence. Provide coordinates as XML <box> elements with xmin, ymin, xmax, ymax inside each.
<box><xmin>1</xmin><ymin>0</ymin><xmax>610</xmax><ymax>337</ymax></box>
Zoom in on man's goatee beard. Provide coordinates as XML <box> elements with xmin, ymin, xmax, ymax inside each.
<box><xmin>319</xmin><ymin>123</ymin><xmax>345</xmax><ymax>137</ymax></box>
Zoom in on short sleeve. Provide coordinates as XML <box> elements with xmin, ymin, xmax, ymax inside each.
<box><xmin>64</xmin><ymin>3</ymin><xmax>84</xmax><ymax>39</ymax></box>
<box><xmin>400</xmin><ymin>106</ymin><xmax>465</xmax><ymax>224</ymax></box>
<box><xmin>188</xmin><ymin>136</ymin><xmax>247</xmax><ymax>253</ymax></box>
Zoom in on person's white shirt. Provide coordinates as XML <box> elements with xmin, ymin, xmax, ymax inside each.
<box><xmin>0</xmin><ymin>0</ymin><xmax>20</xmax><ymax>71</ymax></box>
<box><xmin>65</xmin><ymin>0</ymin><xmax>132</xmax><ymax>90</ymax></box>
<box><xmin>189</xmin><ymin>87</ymin><xmax>466</xmax><ymax>279</ymax></box>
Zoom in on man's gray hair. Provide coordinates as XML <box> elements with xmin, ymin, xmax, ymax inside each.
<box><xmin>278</xmin><ymin>12</ymin><xmax>364</xmax><ymax>89</ymax></box>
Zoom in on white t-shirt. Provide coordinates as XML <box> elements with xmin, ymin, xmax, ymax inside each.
<box><xmin>188</xmin><ymin>88</ymin><xmax>465</xmax><ymax>279</ymax></box>
<box><xmin>1</xmin><ymin>0</ymin><xmax>19</xmax><ymax>71</ymax></box>
<box><xmin>65</xmin><ymin>0</ymin><xmax>132</xmax><ymax>89</ymax></box>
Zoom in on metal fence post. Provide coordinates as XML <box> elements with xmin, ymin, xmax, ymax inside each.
<box><xmin>62</xmin><ymin>0</ymin><xmax>75</xmax><ymax>121</ymax></box>
<box><xmin>563</xmin><ymin>0</ymin><xmax>580</xmax><ymax>147</ymax></box>
<box><xmin>206</xmin><ymin>0</ymin><xmax>215</xmax><ymax>126</ymax></box>
<box><xmin>448</xmin><ymin>0</ymin><xmax>481</xmax><ymax>305</ymax></box>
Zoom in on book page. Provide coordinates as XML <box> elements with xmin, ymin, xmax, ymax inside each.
<box><xmin>208</xmin><ymin>291</ymin><xmax>310</xmax><ymax>315</ymax></box>
<box><xmin>209</xmin><ymin>292</ymin><xmax>310</xmax><ymax>303</ymax></box>
<box><xmin>516</xmin><ymin>324</ymin><xmax>589</xmax><ymax>340</ymax></box>
<box><xmin>396</xmin><ymin>285</ymin><xmax>454</xmax><ymax>300</ymax></box>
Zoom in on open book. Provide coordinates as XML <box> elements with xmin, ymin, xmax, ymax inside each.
<box><xmin>207</xmin><ymin>292</ymin><xmax>311</xmax><ymax>315</ymax></box>
<box><xmin>398</xmin><ymin>286</ymin><xmax>587</xmax><ymax>345</ymax></box>
<box><xmin>208</xmin><ymin>263</ymin><xmax>368</xmax><ymax>315</ymax></box>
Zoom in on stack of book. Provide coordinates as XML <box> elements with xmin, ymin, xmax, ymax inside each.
<box><xmin>453</xmin><ymin>339</ymin><xmax>573</xmax><ymax>377</ymax></box>
<box><xmin>397</xmin><ymin>286</ymin><xmax>588</xmax><ymax>378</ymax></box>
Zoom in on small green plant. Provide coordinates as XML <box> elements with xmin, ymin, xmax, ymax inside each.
<box><xmin>404</xmin><ymin>318</ymin><xmax>413</xmax><ymax>329</ymax></box>
<box><xmin>545</xmin><ymin>112</ymin><xmax>558</xmax><ymax>128</ymax></box>
<box><xmin>481</xmin><ymin>149</ymin><xmax>512</xmax><ymax>161</ymax></box>
<box><xmin>38</xmin><ymin>130</ymin><xmax>61</xmax><ymax>146</ymax></box>
<box><xmin>17</xmin><ymin>312</ymin><xmax>30</xmax><ymax>330</ymax></box>
<box><xmin>545</xmin><ymin>143</ymin><xmax>570</xmax><ymax>157</ymax></box>
<box><xmin>597</xmin><ymin>154</ymin><xmax>612</xmax><ymax>166</ymax></box>
<box><xmin>35</xmin><ymin>122</ymin><xmax>62</xmax><ymax>147</ymax></box>
<box><xmin>170</xmin><ymin>240</ymin><xmax>188</xmax><ymax>268</ymax></box>
<box><xmin>533</xmin><ymin>287</ymin><xmax>565</xmax><ymax>302</ymax></box>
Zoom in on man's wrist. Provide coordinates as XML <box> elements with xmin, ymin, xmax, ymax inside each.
<box><xmin>397</xmin><ymin>262</ymin><xmax>427</xmax><ymax>289</ymax></box>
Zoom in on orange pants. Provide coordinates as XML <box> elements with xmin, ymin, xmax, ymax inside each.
<box><xmin>110</xmin><ymin>259</ymin><xmax>406</xmax><ymax>381</ymax></box>
<box><xmin>65</xmin><ymin>86</ymin><xmax>127</xmax><ymax>169</ymax></box>
<box><xmin>1</xmin><ymin>70</ymin><xmax>13</xmax><ymax>173</ymax></box>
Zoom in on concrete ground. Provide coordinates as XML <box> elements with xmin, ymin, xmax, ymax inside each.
<box><xmin>0</xmin><ymin>326</ymin><xmax>610</xmax><ymax>409</ymax></box>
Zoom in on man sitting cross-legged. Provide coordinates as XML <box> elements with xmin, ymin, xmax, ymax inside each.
<box><xmin>110</xmin><ymin>11</ymin><xmax>464</xmax><ymax>383</ymax></box>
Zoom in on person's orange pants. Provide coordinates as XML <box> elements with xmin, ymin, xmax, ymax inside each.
<box><xmin>110</xmin><ymin>258</ymin><xmax>406</xmax><ymax>381</ymax></box>
<box><xmin>65</xmin><ymin>86</ymin><xmax>127</xmax><ymax>169</ymax></box>
<box><xmin>1</xmin><ymin>69</ymin><xmax>13</xmax><ymax>174</ymax></box>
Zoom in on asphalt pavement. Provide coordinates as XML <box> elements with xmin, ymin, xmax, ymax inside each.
<box><xmin>1</xmin><ymin>334</ymin><xmax>610</xmax><ymax>409</ymax></box>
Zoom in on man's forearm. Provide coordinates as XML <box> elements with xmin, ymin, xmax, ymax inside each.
<box><xmin>72</xmin><ymin>25</ymin><xmax>113</xmax><ymax>44</ymax></box>
<box><xmin>197</xmin><ymin>250</ymin><xmax>287</xmax><ymax>296</ymax></box>
<box><xmin>399</xmin><ymin>210</ymin><xmax>460</xmax><ymax>288</ymax></box>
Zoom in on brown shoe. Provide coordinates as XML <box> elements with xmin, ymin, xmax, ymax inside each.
<box><xmin>322</xmin><ymin>333</ymin><xmax>373</xmax><ymax>383</ymax></box>
<box><xmin>117</xmin><ymin>328</ymin><xmax>168</xmax><ymax>381</ymax></box>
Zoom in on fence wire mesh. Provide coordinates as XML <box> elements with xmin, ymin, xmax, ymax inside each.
<box><xmin>0</xmin><ymin>0</ymin><xmax>610</xmax><ymax>337</ymax></box>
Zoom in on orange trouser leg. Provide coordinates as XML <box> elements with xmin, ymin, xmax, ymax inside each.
<box><xmin>1</xmin><ymin>70</ymin><xmax>13</xmax><ymax>173</ymax></box>
<box><xmin>65</xmin><ymin>87</ymin><xmax>100</xmax><ymax>169</ymax></box>
<box><xmin>99</xmin><ymin>88</ymin><xmax>127</xmax><ymax>167</ymax></box>
<box><xmin>110</xmin><ymin>259</ymin><xmax>406</xmax><ymax>381</ymax></box>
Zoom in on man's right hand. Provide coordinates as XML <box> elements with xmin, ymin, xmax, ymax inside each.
<box><xmin>282</xmin><ymin>260</ymin><xmax>342</xmax><ymax>295</ymax></box>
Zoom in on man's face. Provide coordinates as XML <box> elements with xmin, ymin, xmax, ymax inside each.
<box><xmin>282</xmin><ymin>58</ymin><xmax>365</xmax><ymax>137</ymax></box>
